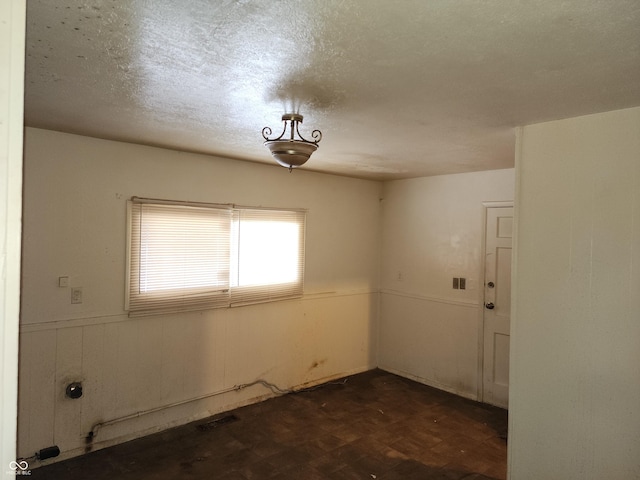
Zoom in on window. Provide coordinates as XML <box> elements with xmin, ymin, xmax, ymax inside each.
<box><xmin>230</xmin><ymin>208</ymin><xmax>305</xmax><ymax>306</ymax></box>
<box><xmin>126</xmin><ymin>198</ymin><xmax>305</xmax><ymax>316</ymax></box>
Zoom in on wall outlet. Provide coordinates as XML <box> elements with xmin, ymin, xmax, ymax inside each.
<box><xmin>71</xmin><ymin>287</ymin><xmax>83</xmax><ymax>304</ymax></box>
<box><xmin>459</xmin><ymin>277</ymin><xmax>466</xmax><ymax>290</ymax></box>
<box><xmin>452</xmin><ymin>277</ymin><xmax>459</xmax><ymax>289</ymax></box>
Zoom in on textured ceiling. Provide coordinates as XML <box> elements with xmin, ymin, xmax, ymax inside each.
<box><xmin>24</xmin><ymin>0</ymin><xmax>640</xmax><ymax>180</ymax></box>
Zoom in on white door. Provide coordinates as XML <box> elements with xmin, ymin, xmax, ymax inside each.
<box><xmin>482</xmin><ymin>206</ymin><xmax>513</xmax><ymax>408</ymax></box>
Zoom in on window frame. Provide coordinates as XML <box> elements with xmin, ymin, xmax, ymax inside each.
<box><xmin>126</xmin><ymin>197</ymin><xmax>306</xmax><ymax>316</ymax></box>
<box><xmin>229</xmin><ymin>207</ymin><xmax>306</xmax><ymax>307</ymax></box>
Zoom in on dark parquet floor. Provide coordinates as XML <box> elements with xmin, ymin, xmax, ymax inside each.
<box><xmin>30</xmin><ymin>369</ymin><xmax>508</xmax><ymax>479</ymax></box>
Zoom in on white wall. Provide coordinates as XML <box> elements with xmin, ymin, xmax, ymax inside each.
<box><xmin>0</xmin><ymin>0</ymin><xmax>25</xmax><ymax>472</ymax></box>
<box><xmin>378</xmin><ymin>169</ymin><xmax>514</xmax><ymax>398</ymax></box>
<box><xmin>19</xmin><ymin>128</ymin><xmax>381</xmax><ymax>461</ymax></box>
<box><xmin>509</xmin><ymin>107</ymin><xmax>640</xmax><ymax>479</ymax></box>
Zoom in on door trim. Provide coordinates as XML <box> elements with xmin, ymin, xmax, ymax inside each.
<box><xmin>477</xmin><ymin>201</ymin><xmax>514</xmax><ymax>403</ymax></box>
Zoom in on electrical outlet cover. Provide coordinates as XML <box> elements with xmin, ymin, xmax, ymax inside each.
<box><xmin>71</xmin><ymin>287</ymin><xmax>83</xmax><ymax>304</ymax></box>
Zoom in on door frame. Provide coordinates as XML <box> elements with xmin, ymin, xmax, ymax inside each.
<box><xmin>477</xmin><ymin>201</ymin><xmax>514</xmax><ymax>403</ymax></box>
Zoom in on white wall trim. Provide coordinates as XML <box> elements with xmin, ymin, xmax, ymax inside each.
<box><xmin>380</xmin><ymin>288</ymin><xmax>479</xmax><ymax>308</ymax></box>
<box><xmin>20</xmin><ymin>314</ymin><xmax>130</xmax><ymax>333</ymax></box>
<box><xmin>507</xmin><ymin>126</ymin><xmax>524</xmax><ymax>478</ymax></box>
<box><xmin>0</xmin><ymin>0</ymin><xmax>26</xmax><ymax>472</ymax></box>
<box><xmin>481</xmin><ymin>201</ymin><xmax>513</xmax><ymax>208</ymax></box>
<box><xmin>20</xmin><ymin>290</ymin><xmax>380</xmax><ymax>333</ymax></box>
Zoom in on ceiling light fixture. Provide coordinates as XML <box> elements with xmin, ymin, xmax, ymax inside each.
<box><xmin>262</xmin><ymin>113</ymin><xmax>322</xmax><ymax>172</ymax></box>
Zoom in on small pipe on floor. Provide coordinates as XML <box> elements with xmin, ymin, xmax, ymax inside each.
<box><xmin>86</xmin><ymin>379</ymin><xmax>293</xmax><ymax>442</ymax></box>
<box><xmin>88</xmin><ymin>385</ymin><xmax>239</xmax><ymax>441</ymax></box>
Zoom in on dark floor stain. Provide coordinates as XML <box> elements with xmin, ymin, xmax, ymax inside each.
<box><xmin>29</xmin><ymin>369</ymin><xmax>508</xmax><ymax>480</ymax></box>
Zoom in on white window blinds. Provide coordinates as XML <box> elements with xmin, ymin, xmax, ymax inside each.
<box><xmin>127</xmin><ymin>201</ymin><xmax>232</xmax><ymax>315</ymax></box>
<box><xmin>126</xmin><ymin>199</ymin><xmax>305</xmax><ymax>315</ymax></box>
<box><xmin>230</xmin><ymin>208</ymin><xmax>306</xmax><ymax>306</ymax></box>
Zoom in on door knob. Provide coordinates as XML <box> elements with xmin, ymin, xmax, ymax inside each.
<box><xmin>485</xmin><ymin>302</ymin><xmax>495</xmax><ymax>310</ymax></box>
<box><xmin>487</xmin><ymin>281</ymin><xmax>495</xmax><ymax>288</ymax></box>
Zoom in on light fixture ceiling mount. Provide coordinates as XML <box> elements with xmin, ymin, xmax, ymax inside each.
<box><xmin>262</xmin><ymin>113</ymin><xmax>322</xmax><ymax>172</ymax></box>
